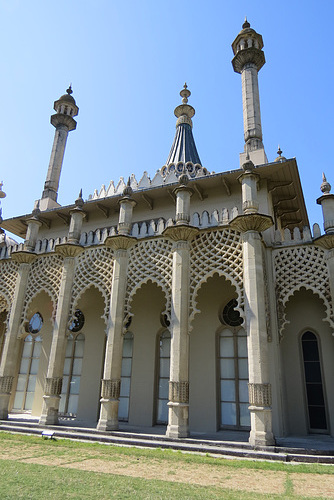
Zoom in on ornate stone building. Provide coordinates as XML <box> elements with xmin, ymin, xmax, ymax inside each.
<box><xmin>0</xmin><ymin>21</ymin><xmax>333</xmax><ymax>446</ymax></box>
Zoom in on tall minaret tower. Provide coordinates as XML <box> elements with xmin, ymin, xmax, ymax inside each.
<box><xmin>232</xmin><ymin>19</ymin><xmax>268</xmax><ymax>166</ymax></box>
<box><xmin>40</xmin><ymin>86</ymin><xmax>79</xmax><ymax>211</ymax></box>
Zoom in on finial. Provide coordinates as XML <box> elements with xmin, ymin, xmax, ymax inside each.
<box><xmin>277</xmin><ymin>145</ymin><xmax>282</xmax><ymax>157</ymax></box>
<box><xmin>242</xmin><ymin>155</ymin><xmax>254</xmax><ymax>173</ymax></box>
<box><xmin>180</xmin><ymin>83</ymin><xmax>191</xmax><ymax>104</ymax></box>
<box><xmin>32</xmin><ymin>200</ymin><xmax>41</xmax><ymax>218</ymax></box>
<box><xmin>0</xmin><ymin>181</ymin><xmax>5</xmax><ymax>199</ymax></box>
<box><xmin>75</xmin><ymin>189</ymin><xmax>84</xmax><ymax>208</ymax></box>
<box><xmin>66</xmin><ymin>84</ymin><xmax>73</xmax><ymax>95</ymax></box>
<box><xmin>320</xmin><ymin>172</ymin><xmax>331</xmax><ymax>194</ymax></box>
<box><xmin>122</xmin><ymin>177</ymin><xmax>133</xmax><ymax>197</ymax></box>
<box><xmin>242</xmin><ymin>17</ymin><xmax>250</xmax><ymax>29</ymax></box>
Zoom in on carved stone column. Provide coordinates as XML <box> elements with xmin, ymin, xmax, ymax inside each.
<box><xmin>97</xmin><ymin>235</ymin><xmax>136</xmax><ymax>431</ymax></box>
<box><xmin>163</xmin><ymin>225</ymin><xmax>198</xmax><ymax>438</ymax></box>
<box><xmin>230</xmin><ymin>213</ymin><xmax>275</xmax><ymax>446</ymax></box>
<box><xmin>39</xmin><ymin>243</ymin><xmax>83</xmax><ymax>425</ymax></box>
<box><xmin>0</xmin><ymin>251</ymin><xmax>36</xmax><ymax>419</ymax></box>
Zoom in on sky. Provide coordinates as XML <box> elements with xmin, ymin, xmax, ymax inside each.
<box><xmin>0</xmin><ymin>1</ymin><xmax>333</xmax><ymax>240</ymax></box>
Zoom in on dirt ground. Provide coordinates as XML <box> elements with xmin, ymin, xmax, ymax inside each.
<box><xmin>2</xmin><ymin>441</ymin><xmax>334</xmax><ymax>498</ymax></box>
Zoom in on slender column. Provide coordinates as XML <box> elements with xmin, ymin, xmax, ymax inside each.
<box><xmin>163</xmin><ymin>173</ymin><xmax>198</xmax><ymax>438</ymax></box>
<box><xmin>97</xmin><ymin>187</ymin><xmax>136</xmax><ymax>431</ymax></box>
<box><xmin>0</xmin><ymin>251</ymin><xmax>36</xmax><ymax>419</ymax></box>
<box><xmin>39</xmin><ymin>194</ymin><xmax>85</xmax><ymax>425</ymax></box>
<box><xmin>230</xmin><ymin>158</ymin><xmax>275</xmax><ymax>446</ymax></box>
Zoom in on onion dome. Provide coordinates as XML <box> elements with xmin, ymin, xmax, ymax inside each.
<box><xmin>274</xmin><ymin>145</ymin><xmax>287</xmax><ymax>162</ymax></box>
<box><xmin>53</xmin><ymin>85</ymin><xmax>79</xmax><ymax>118</ymax></box>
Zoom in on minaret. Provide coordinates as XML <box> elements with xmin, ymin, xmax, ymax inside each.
<box><xmin>40</xmin><ymin>86</ymin><xmax>79</xmax><ymax>211</ymax></box>
<box><xmin>232</xmin><ymin>19</ymin><xmax>268</xmax><ymax>166</ymax></box>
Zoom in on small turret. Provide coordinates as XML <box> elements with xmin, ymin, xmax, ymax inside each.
<box><xmin>317</xmin><ymin>173</ymin><xmax>334</xmax><ymax>234</ymax></box>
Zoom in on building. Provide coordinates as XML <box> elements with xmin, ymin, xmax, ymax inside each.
<box><xmin>0</xmin><ymin>20</ymin><xmax>333</xmax><ymax>446</ymax></box>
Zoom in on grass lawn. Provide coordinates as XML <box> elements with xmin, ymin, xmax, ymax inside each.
<box><xmin>0</xmin><ymin>431</ymin><xmax>333</xmax><ymax>499</ymax></box>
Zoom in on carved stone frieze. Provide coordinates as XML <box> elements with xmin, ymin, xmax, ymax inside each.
<box><xmin>11</xmin><ymin>251</ymin><xmax>37</xmax><ymax>265</ymax></box>
<box><xmin>105</xmin><ymin>235</ymin><xmax>137</xmax><ymax>251</ymax></box>
<box><xmin>314</xmin><ymin>234</ymin><xmax>334</xmax><ymax>250</ymax></box>
<box><xmin>44</xmin><ymin>377</ymin><xmax>63</xmax><ymax>396</ymax></box>
<box><xmin>101</xmin><ymin>378</ymin><xmax>121</xmax><ymax>399</ymax></box>
<box><xmin>169</xmin><ymin>381</ymin><xmax>189</xmax><ymax>403</ymax></box>
<box><xmin>248</xmin><ymin>383</ymin><xmax>272</xmax><ymax>407</ymax></box>
<box><xmin>55</xmin><ymin>243</ymin><xmax>84</xmax><ymax>258</ymax></box>
<box><xmin>0</xmin><ymin>375</ymin><xmax>14</xmax><ymax>394</ymax></box>
<box><xmin>163</xmin><ymin>225</ymin><xmax>199</xmax><ymax>242</ymax></box>
<box><xmin>230</xmin><ymin>213</ymin><xmax>273</xmax><ymax>233</ymax></box>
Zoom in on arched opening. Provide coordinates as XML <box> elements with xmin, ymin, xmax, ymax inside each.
<box><xmin>301</xmin><ymin>331</ymin><xmax>328</xmax><ymax>432</ymax></box>
<box><xmin>13</xmin><ymin>332</ymin><xmax>42</xmax><ymax>411</ymax></box>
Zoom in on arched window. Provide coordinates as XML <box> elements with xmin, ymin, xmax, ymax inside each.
<box><xmin>59</xmin><ymin>333</ymin><xmax>85</xmax><ymax>416</ymax></box>
<box><xmin>13</xmin><ymin>334</ymin><xmax>42</xmax><ymax>411</ymax></box>
<box><xmin>301</xmin><ymin>331</ymin><xmax>328</xmax><ymax>432</ymax></box>
<box><xmin>119</xmin><ymin>331</ymin><xmax>134</xmax><ymax>421</ymax></box>
<box><xmin>156</xmin><ymin>329</ymin><xmax>171</xmax><ymax>424</ymax></box>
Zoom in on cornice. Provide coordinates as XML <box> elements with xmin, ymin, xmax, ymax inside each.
<box><xmin>229</xmin><ymin>213</ymin><xmax>273</xmax><ymax>233</ymax></box>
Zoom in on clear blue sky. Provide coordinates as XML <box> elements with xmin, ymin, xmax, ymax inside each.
<box><xmin>0</xmin><ymin>1</ymin><xmax>333</xmax><ymax>238</ymax></box>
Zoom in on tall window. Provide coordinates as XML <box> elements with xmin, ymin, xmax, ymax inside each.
<box><xmin>301</xmin><ymin>331</ymin><xmax>328</xmax><ymax>432</ymax></box>
<box><xmin>59</xmin><ymin>333</ymin><xmax>85</xmax><ymax>416</ymax></box>
<box><xmin>218</xmin><ymin>299</ymin><xmax>250</xmax><ymax>429</ymax></box>
<box><xmin>156</xmin><ymin>330</ymin><xmax>171</xmax><ymax>424</ymax></box>
<box><xmin>59</xmin><ymin>310</ymin><xmax>85</xmax><ymax>417</ymax></box>
<box><xmin>0</xmin><ymin>311</ymin><xmax>7</xmax><ymax>364</ymax></box>
<box><xmin>13</xmin><ymin>334</ymin><xmax>42</xmax><ymax>411</ymax></box>
<box><xmin>119</xmin><ymin>331</ymin><xmax>134</xmax><ymax>421</ymax></box>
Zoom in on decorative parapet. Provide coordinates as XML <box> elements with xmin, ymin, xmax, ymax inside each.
<box><xmin>44</xmin><ymin>377</ymin><xmax>62</xmax><ymax>396</ymax></box>
<box><xmin>230</xmin><ymin>213</ymin><xmax>273</xmax><ymax>233</ymax></box>
<box><xmin>163</xmin><ymin>225</ymin><xmax>199</xmax><ymax>242</ymax></box>
<box><xmin>101</xmin><ymin>379</ymin><xmax>121</xmax><ymax>400</ymax></box>
<box><xmin>169</xmin><ymin>381</ymin><xmax>189</xmax><ymax>404</ymax></box>
<box><xmin>0</xmin><ymin>375</ymin><xmax>14</xmax><ymax>394</ymax></box>
<box><xmin>248</xmin><ymin>383</ymin><xmax>272</xmax><ymax>407</ymax></box>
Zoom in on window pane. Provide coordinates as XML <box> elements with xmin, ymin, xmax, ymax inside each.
<box><xmin>63</xmin><ymin>358</ymin><xmax>71</xmax><ymax>375</ymax></box>
<box><xmin>22</xmin><ymin>339</ymin><xmax>32</xmax><ymax>357</ymax></box>
<box><xmin>65</xmin><ymin>339</ymin><xmax>73</xmax><ymax>357</ymax></box>
<box><xmin>221</xmin><ymin>402</ymin><xmax>236</xmax><ymax>426</ymax></box>
<box><xmin>239</xmin><ymin>380</ymin><xmax>249</xmax><ymax>403</ymax></box>
<box><xmin>24</xmin><ymin>392</ymin><xmax>34</xmax><ymax>410</ymax></box>
<box><xmin>27</xmin><ymin>375</ymin><xmax>36</xmax><ymax>392</ymax></box>
<box><xmin>59</xmin><ymin>395</ymin><xmax>66</xmax><ymax>414</ymax></box>
<box><xmin>220</xmin><ymin>359</ymin><xmax>234</xmax><ymax>378</ymax></box>
<box><xmin>304</xmin><ymin>362</ymin><xmax>322</xmax><ymax>383</ymax></box>
<box><xmin>240</xmin><ymin>403</ymin><xmax>251</xmax><ymax>427</ymax></box>
<box><xmin>75</xmin><ymin>337</ymin><xmax>85</xmax><ymax>357</ymax></box>
<box><xmin>121</xmin><ymin>358</ymin><xmax>132</xmax><ymax>377</ymax></box>
<box><xmin>160</xmin><ymin>337</ymin><xmax>171</xmax><ymax>357</ymax></box>
<box><xmin>306</xmin><ymin>383</ymin><xmax>325</xmax><ymax>406</ymax></box>
<box><xmin>157</xmin><ymin>399</ymin><xmax>168</xmax><ymax>423</ymax></box>
<box><xmin>159</xmin><ymin>358</ymin><xmax>170</xmax><ymax>378</ymax></box>
<box><xmin>238</xmin><ymin>358</ymin><xmax>248</xmax><ymax>379</ymax></box>
<box><xmin>220</xmin><ymin>337</ymin><xmax>234</xmax><ymax>357</ymax></box>
<box><xmin>72</xmin><ymin>358</ymin><xmax>82</xmax><ymax>376</ymax></box>
<box><xmin>69</xmin><ymin>376</ymin><xmax>80</xmax><ymax>395</ymax></box>
<box><xmin>122</xmin><ymin>338</ymin><xmax>133</xmax><ymax>357</ymax></box>
<box><xmin>67</xmin><ymin>395</ymin><xmax>79</xmax><ymax>414</ymax></box>
<box><xmin>302</xmin><ymin>340</ymin><xmax>319</xmax><ymax>361</ymax></box>
<box><xmin>32</xmin><ymin>341</ymin><xmax>42</xmax><ymax>358</ymax></box>
<box><xmin>20</xmin><ymin>358</ymin><xmax>29</xmax><ymax>374</ymax></box>
<box><xmin>62</xmin><ymin>376</ymin><xmax>69</xmax><ymax>395</ymax></box>
<box><xmin>309</xmin><ymin>406</ymin><xmax>327</xmax><ymax>430</ymax></box>
<box><xmin>13</xmin><ymin>391</ymin><xmax>24</xmax><ymax>410</ymax></box>
<box><xmin>118</xmin><ymin>397</ymin><xmax>129</xmax><ymax>420</ymax></box>
<box><xmin>16</xmin><ymin>374</ymin><xmax>26</xmax><ymax>392</ymax></box>
<box><xmin>221</xmin><ymin>380</ymin><xmax>235</xmax><ymax>402</ymax></box>
<box><xmin>237</xmin><ymin>336</ymin><xmax>247</xmax><ymax>357</ymax></box>
<box><xmin>30</xmin><ymin>358</ymin><xmax>39</xmax><ymax>375</ymax></box>
<box><xmin>120</xmin><ymin>377</ymin><xmax>131</xmax><ymax>397</ymax></box>
<box><xmin>158</xmin><ymin>378</ymin><xmax>169</xmax><ymax>399</ymax></box>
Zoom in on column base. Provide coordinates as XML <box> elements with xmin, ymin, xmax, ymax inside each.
<box><xmin>0</xmin><ymin>394</ymin><xmax>10</xmax><ymax>420</ymax></box>
<box><xmin>166</xmin><ymin>402</ymin><xmax>189</xmax><ymax>438</ymax></box>
<box><xmin>39</xmin><ymin>395</ymin><xmax>60</xmax><ymax>426</ymax></box>
<box><xmin>96</xmin><ymin>399</ymin><xmax>119</xmax><ymax>431</ymax></box>
<box><xmin>248</xmin><ymin>406</ymin><xmax>275</xmax><ymax>447</ymax></box>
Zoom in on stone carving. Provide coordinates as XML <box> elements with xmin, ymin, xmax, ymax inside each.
<box><xmin>71</xmin><ymin>247</ymin><xmax>114</xmax><ymax>324</ymax></box>
<box><xmin>248</xmin><ymin>383</ymin><xmax>272</xmax><ymax>407</ymax></box>
<box><xmin>274</xmin><ymin>245</ymin><xmax>334</xmax><ymax>337</ymax></box>
<box><xmin>163</xmin><ymin>225</ymin><xmax>199</xmax><ymax>242</ymax></box>
<box><xmin>230</xmin><ymin>213</ymin><xmax>273</xmax><ymax>233</ymax></box>
<box><xmin>169</xmin><ymin>381</ymin><xmax>189</xmax><ymax>403</ymax></box>
<box><xmin>0</xmin><ymin>260</ymin><xmax>19</xmax><ymax>313</ymax></box>
<box><xmin>189</xmin><ymin>228</ymin><xmax>244</xmax><ymax>326</ymax></box>
<box><xmin>0</xmin><ymin>375</ymin><xmax>14</xmax><ymax>394</ymax></box>
<box><xmin>101</xmin><ymin>378</ymin><xmax>121</xmax><ymax>399</ymax></box>
<box><xmin>44</xmin><ymin>377</ymin><xmax>62</xmax><ymax>396</ymax></box>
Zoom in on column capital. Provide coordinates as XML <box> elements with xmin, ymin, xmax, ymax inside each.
<box><xmin>11</xmin><ymin>251</ymin><xmax>37</xmax><ymax>264</ymax></box>
<box><xmin>55</xmin><ymin>243</ymin><xmax>84</xmax><ymax>258</ymax></box>
<box><xmin>230</xmin><ymin>213</ymin><xmax>273</xmax><ymax>233</ymax></box>
<box><xmin>104</xmin><ymin>235</ymin><xmax>137</xmax><ymax>251</ymax></box>
<box><xmin>314</xmin><ymin>234</ymin><xmax>334</xmax><ymax>250</ymax></box>
<box><xmin>163</xmin><ymin>224</ymin><xmax>199</xmax><ymax>242</ymax></box>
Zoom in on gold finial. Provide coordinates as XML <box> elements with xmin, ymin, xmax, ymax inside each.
<box><xmin>180</xmin><ymin>83</ymin><xmax>191</xmax><ymax>104</ymax></box>
<box><xmin>277</xmin><ymin>145</ymin><xmax>282</xmax><ymax>157</ymax></box>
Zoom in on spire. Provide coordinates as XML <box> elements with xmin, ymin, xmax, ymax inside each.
<box><xmin>165</xmin><ymin>84</ymin><xmax>201</xmax><ymax>167</ymax></box>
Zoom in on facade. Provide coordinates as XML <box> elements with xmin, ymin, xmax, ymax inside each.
<box><xmin>0</xmin><ymin>21</ymin><xmax>334</xmax><ymax>446</ymax></box>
